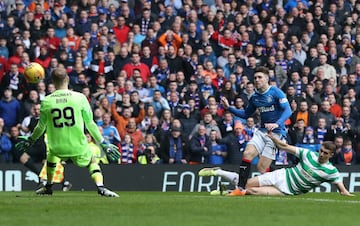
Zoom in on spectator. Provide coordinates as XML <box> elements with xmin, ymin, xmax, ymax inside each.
<box><xmin>312</xmin><ymin>53</ymin><xmax>337</xmax><ymax>87</ymax></box>
<box><xmin>265</xmin><ymin>55</ymin><xmax>287</xmax><ymax>89</ymax></box>
<box><xmin>218</xmin><ymin>110</ymin><xmax>235</xmax><ymax>138</ymax></box>
<box><xmin>98</xmin><ymin>81</ymin><xmax>122</xmax><ymax>105</ymax></box>
<box><xmin>304</xmin><ymin>47</ymin><xmax>320</xmax><ymax>72</ymax></box>
<box><xmin>0</xmin><ymin>64</ymin><xmax>28</xmax><ymax>98</ymax></box>
<box><xmin>139</xmin><ymin>104</ymin><xmax>155</xmax><ymax>132</ymax></box>
<box><xmin>146</xmin><ymin>116</ymin><xmax>166</xmax><ymax>144</ymax></box>
<box><xmin>0</xmin><ymin>88</ymin><xmax>21</xmax><ymax>131</ymax></box>
<box><xmin>334</xmin><ymin>139</ymin><xmax>357</xmax><ymax>166</ymax></box>
<box><xmin>344</xmin><ymin>46</ymin><xmax>360</xmax><ymax>74</ymax></box>
<box><xmin>208</xmin><ymin>129</ymin><xmax>227</xmax><ymax>164</ymax></box>
<box><xmin>101</xmin><ymin>113</ymin><xmax>120</xmax><ymax>145</ymax></box>
<box><xmin>188</xmin><ymin>124</ymin><xmax>212</xmax><ymax>164</ymax></box>
<box><xmin>119</xmin><ymin>134</ymin><xmax>135</xmax><ymax>164</ymax></box>
<box><xmin>318</xmin><ymin>100</ymin><xmax>336</xmax><ymax>129</ymax></box>
<box><xmin>302</xmin><ymin>126</ymin><xmax>320</xmax><ymax>146</ymax></box>
<box><xmin>141</xmin><ymin>90</ymin><xmax>170</xmax><ymax>118</ymax></box>
<box><xmin>122</xmin><ymin>52</ymin><xmax>151</xmax><ymax>83</ymax></box>
<box><xmin>341</xmin><ymin>105</ymin><xmax>357</xmax><ymax>129</ymax></box>
<box><xmin>290</xmin><ymin>100</ymin><xmax>309</xmax><ymax>127</ymax></box>
<box><xmin>159</xmin><ymin>126</ymin><xmax>188</xmax><ymax>164</ymax></box>
<box><xmin>0</xmin><ymin>125</ymin><xmax>12</xmax><ymax>163</ymax></box>
<box><xmin>284</xmin><ymin>49</ymin><xmax>303</xmax><ymax>76</ymax></box>
<box><xmin>217</xmin><ymin>121</ymin><xmax>246</xmax><ymax>164</ymax></box>
<box><xmin>289</xmin><ymin>119</ymin><xmax>306</xmax><ymax>145</ymax></box>
<box><xmin>133</xmin><ymin>76</ymin><xmax>149</xmax><ymax>99</ymax></box>
<box><xmin>178</xmin><ymin>104</ymin><xmax>199</xmax><ymax>141</ymax></box>
<box><xmin>141</xmin><ymin>28</ymin><xmax>159</xmax><ymax>57</ymax></box>
<box><xmin>165</xmin><ymin>45</ymin><xmax>183</xmax><ymax>73</ymax></box>
<box><xmin>89</xmin><ymin>49</ymin><xmax>114</xmax><ymax>84</ymax></box>
<box><xmin>190</xmin><ymin>112</ymin><xmax>222</xmax><ymax>139</ymax></box>
<box><xmin>223</xmin><ymin>53</ymin><xmax>237</xmax><ymax>79</ymax></box>
<box><xmin>119</xmin><ymin>117</ymin><xmax>143</xmax><ymax>159</ymax></box>
<box><xmin>328</xmin><ymin>93</ymin><xmax>342</xmax><ymax>118</ymax></box>
<box><xmin>111</xmin><ymin>101</ymin><xmax>145</xmax><ymax>133</ymax></box>
<box><xmin>304</xmin><ymin>83</ymin><xmax>321</xmax><ymax>106</ymax></box>
<box><xmin>135</xmin><ymin>7</ymin><xmax>154</xmax><ymax>36</ymax></box>
<box><xmin>315</xmin><ymin>117</ymin><xmax>329</xmax><ymax>144</ymax></box>
<box><xmin>137</xmin><ymin>143</ymin><xmax>160</xmax><ymax>165</ymax></box>
<box><xmin>21</xmin><ymin>90</ymin><xmax>39</xmax><ymax>117</ymax></box>
<box><xmin>20</xmin><ymin>103</ymin><xmax>46</xmax><ymax>162</ymax></box>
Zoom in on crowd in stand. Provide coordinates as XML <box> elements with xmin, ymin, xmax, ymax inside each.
<box><xmin>0</xmin><ymin>0</ymin><xmax>359</xmax><ymax>166</ymax></box>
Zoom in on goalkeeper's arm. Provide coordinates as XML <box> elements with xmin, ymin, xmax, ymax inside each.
<box><xmin>29</xmin><ymin>116</ymin><xmax>47</xmax><ymax>141</ymax></box>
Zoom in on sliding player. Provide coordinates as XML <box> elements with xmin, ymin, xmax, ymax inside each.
<box><xmin>199</xmin><ymin>132</ymin><xmax>353</xmax><ymax>196</ymax></box>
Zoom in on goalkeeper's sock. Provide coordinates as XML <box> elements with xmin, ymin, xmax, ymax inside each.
<box><xmin>46</xmin><ymin>161</ymin><xmax>57</xmax><ymax>185</ymax></box>
<box><xmin>238</xmin><ymin>159</ymin><xmax>252</xmax><ymax>189</ymax></box>
<box><xmin>24</xmin><ymin>158</ymin><xmax>40</xmax><ymax>175</ymax></box>
<box><xmin>88</xmin><ymin>162</ymin><xmax>104</xmax><ymax>187</ymax></box>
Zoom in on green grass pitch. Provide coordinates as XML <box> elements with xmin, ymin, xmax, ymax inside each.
<box><xmin>1</xmin><ymin>192</ymin><xmax>360</xmax><ymax>226</ymax></box>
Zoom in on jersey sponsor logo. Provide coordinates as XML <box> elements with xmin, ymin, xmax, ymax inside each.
<box><xmin>258</xmin><ymin>105</ymin><xmax>275</xmax><ymax>113</ymax></box>
<box><xmin>51</xmin><ymin>93</ymin><xmax>72</xmax><ymax>97</ymax></box>
<box><xmin>279</xmin><ymin>98</ymin><xmax>288</xmax><ymax>103</ymax></box>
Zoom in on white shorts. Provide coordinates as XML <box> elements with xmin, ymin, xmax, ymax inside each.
<box><xmin>258</xmin><ymin>168</ymin><xmax>291</xmax><ymax>195</ymax></box>
<box><xmin>247</xmin><ymin>130</ymin><xmax>282</xmax><ymax>160</ymax></box>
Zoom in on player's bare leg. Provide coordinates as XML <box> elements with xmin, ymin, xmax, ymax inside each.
<box><xmin>257</xmin><ymin>156</ymin><xmax>273</xmax><ymax>174</ymax></box>
<box><xmin>246</xmin><ymin>186</ymin><xmax>285</xmax><ymax>195</ymax></box>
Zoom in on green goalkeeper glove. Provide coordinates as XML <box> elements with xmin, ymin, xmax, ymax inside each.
<box><xmin>100</xmin><ymin>141</ymin><xmax>120</xmax><ymax>162</ymax></box>
<box><xmin>15</xmin><ymin>136</ymin><xmax>35</xmax><ymax>152</ymax></box>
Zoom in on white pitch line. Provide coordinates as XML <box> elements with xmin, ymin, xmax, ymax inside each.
<box><xmin>177</xmin><ymin>194</ymin><xmax>360</xmax><ymax>204</ymax></box>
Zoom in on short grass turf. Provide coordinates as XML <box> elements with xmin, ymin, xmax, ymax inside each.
<box><xmin>0</xmin><ymin>192</ymin><xmax>360</xmax><ymax>226</ymax></box>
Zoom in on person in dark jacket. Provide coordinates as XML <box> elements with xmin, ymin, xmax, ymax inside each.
<box><xmin>333</xmin><ymin>139</ymin><xmax>357</xmax><ymax>166</ymax></box>
<box><xmin>159</xmin><ymin>126</ymin><xmax>188</xmax><ymax>164</ymax></box>
<box><xmin>189</xmin><ymin>124</ymin><xmax>211</xmax><ymax>164</ymax></box>
<box><xmin>217</xmin><ymin>121</ymin><xmax>246</xmax><ymax>164</ymax></box>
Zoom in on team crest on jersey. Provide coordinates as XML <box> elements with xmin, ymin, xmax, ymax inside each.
<box><xmin>267</xmin><ymin>96</ymin><xmax>273</xmax><ymax>103</ymax></box>
<box><xmin>307</xmin><ymin>168</ymin><xmax>314</xmax><ymax>176</ymax></box>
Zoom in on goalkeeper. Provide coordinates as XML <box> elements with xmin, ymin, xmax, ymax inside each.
<box><xmin>16</xmin><ymin>68</ymin><xmax>120</xmax><ymax>197</ymax></box>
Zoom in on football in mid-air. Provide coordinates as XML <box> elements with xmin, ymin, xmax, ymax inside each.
<box><xmin>24</xmin><ymin>62</ymin><xmax>45</xmax><ymax>83</ymax></box>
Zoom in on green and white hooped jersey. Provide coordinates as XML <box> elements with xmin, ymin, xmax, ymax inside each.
<box><xmin>285</xmin><ymin>148</ymin><xmax>340</xmax><ymax>195</ymax></box>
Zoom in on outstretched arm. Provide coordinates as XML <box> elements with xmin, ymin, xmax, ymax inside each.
<box><xmin>267</xmin><ymin>132</ymin><xmax>297</xmax><ymax>155</ymax></box>
<box><xmin>336</xmin><ymin>182</ymin><xmax>354</xmax><ymax>196</ymax></box>
<box><xmin>221</xmin><ymin>96</ymin><xmax>248</xmax><ymax>118</ymax></box>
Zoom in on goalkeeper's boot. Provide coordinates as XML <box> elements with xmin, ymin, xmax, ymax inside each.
<box><xmin>36</xmin><ymin>184</ymin><xmax>53</xmax><ymax>195</ymax></box>
<box><xmin>226</xmin><ymin>187</ymin><xmax>246</xmax><ymax>196</ymax></box>
<box><xmin>98</xmin><ymin>187</ymin><xmax>119</xmax><ymax>197</ymax></box>
<box><xmin>198</xmin><ymin>167</ymin><xmax>220</xmax><ymax>177</ymax></box>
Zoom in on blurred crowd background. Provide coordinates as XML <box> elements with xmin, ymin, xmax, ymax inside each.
<box><xmin>0</xmin><ymin>0</ymin><xmax>359</xmax><ymax>166</ymax></box>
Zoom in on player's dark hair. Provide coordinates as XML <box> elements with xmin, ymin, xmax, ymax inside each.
<box><xmin>254</xmin><ymin>66</ymin><xmax>269</xmax><ymax>76</ymax></box>
<box><xmin>322</xmin><ymin>141</ymin><xmax>336</xmax><ymax>154</ymax></box>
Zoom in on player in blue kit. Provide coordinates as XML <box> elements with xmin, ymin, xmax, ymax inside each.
<box><xmin>221</xmin><ymin>66</ymin><xmax>292</xmax><ymax>196</ymax></box>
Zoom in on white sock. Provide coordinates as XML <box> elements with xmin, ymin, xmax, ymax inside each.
<box><xmin>215</xmin><ymin>169</ymin><xmax>239</xmax><ymax>186</ymax></box>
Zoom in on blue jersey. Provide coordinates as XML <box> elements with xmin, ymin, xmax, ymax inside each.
<box><xmin>229</xmin><ymin>86</ymin><xmax>291</xmax><ymax>136</ymax></box>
